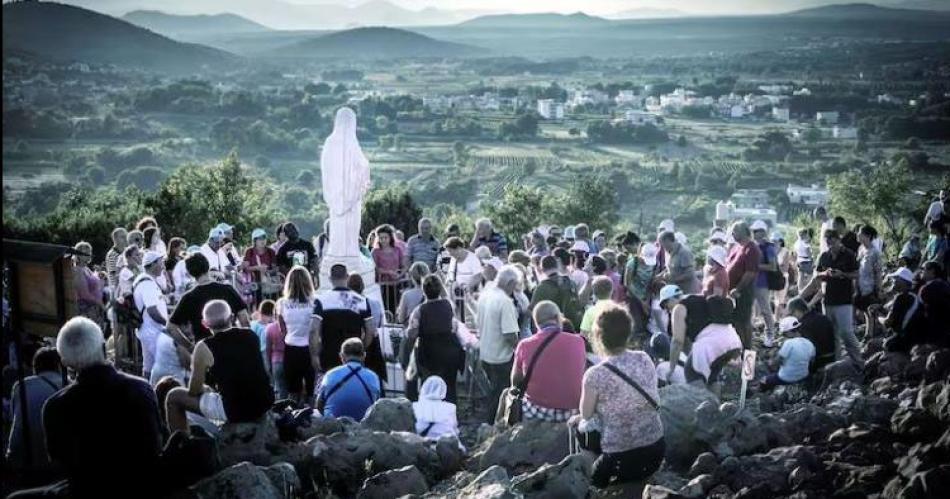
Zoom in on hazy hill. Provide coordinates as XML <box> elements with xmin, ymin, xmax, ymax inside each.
<box><xmin>458</xmin><ymin>12</ymin><xmax>612</xmax><ymax>29</ymax></box>
<box><xmin>268</xmin><ymin>26</ymin><xmax>481</xmax><ymax>59</ymax></box>
<box><xmin>121</xmin><ymin>10</ymin><xmax>271</xmax><ymax>38</ymax></box>
<box><xmin>781</xmin><ymin>2</ymin><xmax>945</xmax><ymax>18</ymax></box>
<box><xmin>3</xmin><ymin>2</ymin><xmax>236</xmax><ymax>71</ymax></box>
<box><xmin>608</xmin><ymin>7</ymin><xmax>686</xmax><ymax>19</ymax></box>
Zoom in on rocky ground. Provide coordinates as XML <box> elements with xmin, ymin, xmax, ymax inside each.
<box><xmin>172</xmin><ymin>339</ymin><xmax>950</xmax><ymax>499</ymax></box>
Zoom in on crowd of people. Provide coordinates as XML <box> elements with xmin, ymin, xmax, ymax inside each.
<box><xmin>4</xmin><ymin>186</ymin><xmax>950</xmax><ymax>496</ymax></box>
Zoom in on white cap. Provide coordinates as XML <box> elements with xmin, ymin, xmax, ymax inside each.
<box><xmin>751</xmin><ymin>220</ymin><xmax>768</xmax><ymax>232</ymax></box>
<box><xmin>778</xmin><ymin>316</ymin><xmax>800</xmax><ymax>334</ymax></box>
<box><xmin>887</xmin><ymin>267</ymin><xmax>914</xmax><ymax>284</ymax></box>
<box><xmin>658</xmin><ymin>284</ymin><xmax>683</xmax><ymax>305</ymax></box>
<box><xmin>674</xmin><ymin>231</ymin><xmax>688</xmax><ymax>245</ymax></box>
<box><xmin>143</xmin><ymin>250</ymin><xmax>163</xmax><ymax>267</ymax></box>
<box><xmin>706</xmin><ymin>245</ymin><xmax>728</xmax><ymax>267</ymax></box>
<box><xmin>640</xmin><ymin>243</ymin><xmax>658</xmax><ymax>266</ymax></box>
<box><xmin>770</xmin><ymin>231</ymin><xmax>784</xmax><ymax>242</ymax></box>
<box><xmin>657</xmin><ymin>219</ymin><xmax>675</xmax><ymax>233</ymax></box>
<box><xmin>570</xmin><ymin>240</ymin><xmax>590</xmax><ymax>253</ymax></box>
<box><xmin>708</xmin><ymin>229</ymin><xmax>727</xmax><ymax>243</ymax></box>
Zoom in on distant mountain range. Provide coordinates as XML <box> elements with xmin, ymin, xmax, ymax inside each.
<box><xmin>458</xmin><ymin>12</ymin><xmax>612</xmax><ymax>29</ymax></box>
<box><xmin>2</xmin><ymin>1</ymin><xmax>236</xmax><ymax>71</ymax></box>
<box><xmin>607</xmin><ymin>7</ymin><xmax>687</xmax><ymax>20</ymax></box>
<box><xmin>122</xmin><ymin>10</ymin><xmax>271</xmax><ymax>37</ymax></box>
<box><xmin>780</xmin><ymin>1</ymin><xmax>947</xmax><ymax>18</ymax></box>
<box><xmin>268</xmin><ymin>26</ymin><xmax>481</xmax><ymax>59</ymax></box>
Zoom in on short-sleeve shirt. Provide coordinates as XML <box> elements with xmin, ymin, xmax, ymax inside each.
<box><xmin>857</xmin><ymin>245</ymin><xmax>882</xmax><ymax>296</ymax></box>
<box><xmin>318</xmin><ymin>360</ymin><xmax>381</xmax><ymax>420</ymax></box>
<box><xmin>471</xmin><ymin>231</ymin><xmax>508</xmax><ymax>257</ymax></box>
<box><xmin>169</xmin><ymin>282</ymin><xmax>247</xmax><ymax>342</ymax></box>
<box><xmin>133</xmin><ymin>275</ymin><xmax>166</xmax><ymax>339</ymax></box>
<box><xmin>278</xmin><ymin>297</ymin><xmax>315</xmax><ymax>347</ymax></box>
<box><xmin>407</xmin><ymin>234</ymin><xmax>441</xmax><ymax>270</ymax></box>
<box><xmin>448</xmin><ymin>252</ymin><xmax>483</xmax><ymax>289</ymax></box>
<box><xmin>667</xmin><ymin>243</ymin><xmax>698</xmax><ymax>293</ymax></box>
<box><xmin>475</xmin><ymin>286</ymin><xmax>520</xmax><ymax>364</ymax></box>
<box><xmin>727</xmin><ymin>240</ymin><xmax>762</xmax><ymax>291</ymax></box>
<box><xmin>816</xmin><ymin>247</ymin><xmax>859</xmax><ymax>306</ymax></box>
<box><xmin>513</xmin><ymin>328</ymin><xmax>586</xmax><ymax>410</ymax></box>
<box><xmin>755</xmin><ymin>241</ymin><xmax>777</xmax><ymax>289</ymax></box>
<box><xmin>276</xmin><ymin>239</ymin><xmax>316</xmax><ymax>270</ymax></box>
<box><xmin>243</xmin><ymin>247</ymin><xmax>276</xmax><ymax>280</ymax></box>
<box><xmin>265</xmin><ymin>321</ymin><xmax>285</xmax><ymax>364</ymax></box>
<box><xmin>583</xmin><ymin>350</ymin><xmax>663</xmax><ymax>453</ymax></box>
<box><xmin>200</xmin><ymin>244</ymin><xmax>226</xmax><ymax>273</ymax></box>
<box><xmin>580</xmin><ymin>299</ymin><xmax>612</xmax><ymax>333</ymax></box>
<box><xmin>313</xmin><ymin>288</ymin><xmax>372</xmax><ymax>370</ymax></box>
<box><xmin>372</xmin><ymin>247</ymin><xmax>403</xmax><ymax>284</ymax></box>
<box><xmin>625</xmin><ymin>258</ymin><xmax>656</xmax><ymax>302</ymax></box>
<box><xmin>777</xmin><ymin>337</ymin><xmax>816</xmax><ymax>382</ymax></box>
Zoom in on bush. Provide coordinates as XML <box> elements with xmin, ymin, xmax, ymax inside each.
<box><xmin>116</xmin><ymin>166</ymin><xmax>166</xmax><ymax>191</ymax></box>
<box><xmin>362</xmin><ymin>184</ymin><xmax>422</xmax><ymax>236</ymax></box>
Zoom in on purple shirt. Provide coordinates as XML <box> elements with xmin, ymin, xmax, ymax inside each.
<box><xmin>755</xmin><ymin>241</ymin><xmax>777</xmax><ymax>289</ymax></box>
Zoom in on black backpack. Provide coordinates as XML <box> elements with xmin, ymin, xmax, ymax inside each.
<box><xmin>117</xmin><ymin>275</ymin><xmax>152</xmax><ymax>329</ymax></box>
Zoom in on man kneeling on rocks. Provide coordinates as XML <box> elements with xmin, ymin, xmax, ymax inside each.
<box><xmin>166</xmin><ymin>300</ymin><xmax>274</xmax><ymax>434</ymax></box>
<box><xmin>758</xmin><ymin>316</ymin><xmax>816</xmax><ymax>391</ymax></box>
<box><xmin>316</xmin><ymin>337</ymin><xmax>381</xmax><ymax>420</ymax></box>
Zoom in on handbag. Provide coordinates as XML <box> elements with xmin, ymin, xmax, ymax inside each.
<box><xmin>500</xmin><ymin>330</ymin><xmax>560</xmax><ymax>426</ymax></box>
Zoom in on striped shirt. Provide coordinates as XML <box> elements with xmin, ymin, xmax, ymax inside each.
<box><xmin>105</xmin><ymin>247</ymin><xmax>121</xmax><ymax>292</ymax></box>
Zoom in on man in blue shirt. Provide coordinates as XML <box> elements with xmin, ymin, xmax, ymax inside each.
<box><xmin>316</xmin><ymin>338</ymin><xmax>381</xmax><ymax>420</ymax></box>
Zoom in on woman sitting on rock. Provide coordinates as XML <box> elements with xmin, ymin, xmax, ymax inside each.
<box><xmin>570</xmin><ymin>303</ymin><xmax>665</xmax><ymax>488</ymax></box>
<box><xmin>412</xmin><ymin>376</ymin><xmax>460</xmax><ymax>443</ymax></box>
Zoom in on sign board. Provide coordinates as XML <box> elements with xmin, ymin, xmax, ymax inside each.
<box><xmin>741</xmin><ymin>349</ymin><xmax>757</xmax><ymax>381</ymax></box>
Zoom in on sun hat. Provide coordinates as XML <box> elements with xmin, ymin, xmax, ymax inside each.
<box><xmin>886</xmin><ymin>267</ymin><xmax>914</xmax><ymax>284</ymax></box>
<box><xmin>640</xmin><ymin>243</ymin><xmax>658</xmax><ymax>266</ymax></box>
<box><xmin>778</xmin><ymin>316</ymin><xmax>801</xmax><ymax>334</ymax></box>
<box><xmin>659</xmin><ymin>284</ymin><xmax>683</xmax><ymax>306</ymax></box>
<box><xmin>707</xmin><ymin>245</ymin><xmax>728</xmax><ymax>267</ymax></box>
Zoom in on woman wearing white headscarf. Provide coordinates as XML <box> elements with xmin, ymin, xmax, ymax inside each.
<box><xmin>412</xmin><ymin>376</ymin><xmax>459</xmax><ymax>442</ymax></box>
<box><xmin>321</xmin><ymin>107</ymin><xmax>370</xmax><ymax>258</ymax></box>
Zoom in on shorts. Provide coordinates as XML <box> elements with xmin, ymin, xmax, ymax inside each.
<box><xmin>199</xmin><ymin>391</ymin><xmax>228</xmax><ymax>423</ymax></box>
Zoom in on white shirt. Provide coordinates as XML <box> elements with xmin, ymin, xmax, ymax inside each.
<box><xmin>149</xmin><ymin>333</ymin><xmax>187</xmax><ymax>386</ymax></box>
<box><xmin>475</xmin><ymin>286</ymin><xmax>520</xmax><ymax>364</ymax></box>
<box><xmin>794</xmin><ymin>239</ymin><xmax>813</xmax><ymax>264</ymax></box>
<box><xmin>200</xmin><ymin>244</ymin><xmax>225</xmax><ymax>272</ymax></box>
<box><xmin>117</xmin><ymin>267</ymin><xmax>136</xmax><ymax>300</ymax></box>
<box><xmin>925</xmin><ymin>200</ymin><xmax>944</xmax><ymax>224</ymax></box>
<box><xmin>570</xmin><ymin>269</ymin><xmax>589</xmax><ymax>292</ymax></box>
<box><xmin>133</xmin><ymin>274</ymin><xmax>167</xmax><ymax>340</ymax></box>
<box><xmin>448</xmin><ymin>251</ymin><xmax>483</xmax><ymax>290</ymax></box>
<box><xmin>172</xmin><ymin>259</ymin><xmax>193</xmax><ymax>296</ymax></box>
<box><xmin>278</xmin><ymin>297</ymin><xmax>315</xmax><ymax>347</ymax></box>
<box><xmin>412</xmin><ymin>400</ymin><xmax>459</xmax><ymax>441</ymax></box>
<box><xmin>778</xmin><ymin>337</ymin><xmax>816</xmax><ymax>383</ymax></box>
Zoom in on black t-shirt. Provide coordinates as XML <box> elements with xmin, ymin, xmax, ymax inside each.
<box><xmin>204</xmin><ymin>328</ymin><xmax>274</xmax><ymax>423</ymax></box>
<box><xmin>169</xmin><ymin>282</ymin><xmax>247</xmax><ymax>342</ymax></box>
<box><xmin>277</xmin><ymin>239</ymin><xmax>316</xmax><ymax>270</ymax></box>
<box><xmin>816</xmin><ymin>247</ymin><xmax>859</xmax><ymax>306</ymax></box>
<box><xmin>799</xmin><ymin>310</ymin><xmax>836</xmax><ymax>361</ymax></box>
<box><xmin>841</xmin><ymin>232</ymin><xmax>860</xmax><ymax>254</ymax></box>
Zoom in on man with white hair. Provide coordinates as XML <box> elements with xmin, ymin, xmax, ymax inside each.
<box><xmin>30</xmin><ymin>317</ymin><xmax>163</xmax><ymax>498</ymax></box>
<box><xmin>407</xmin><ymin>217</ymin><xmax>441</xmax><ymax>271</ymax></box>
<box><xmin>165</xmin><ymin>300</ymin><xmax>274</xmax><ymax>434</ymax></box>
<box><xmin>476</xmin><ymin>265</ymin><xmax>522</xmax><ymax>423</ymax></box>
<box><xmin>470</xmin><ymin>218</ymin><xmax>508</xmax><ymax>259</ymax></box>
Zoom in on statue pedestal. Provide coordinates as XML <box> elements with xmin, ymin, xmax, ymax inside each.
<box><xmin>318</xmin><ymin>253</ymin><xmax>383</xmax><ymax>306</ymax></box>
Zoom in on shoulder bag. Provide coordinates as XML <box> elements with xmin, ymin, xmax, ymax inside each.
<box><xmin>500</xmin><ymin>331</ymin><xmax>559</xmax><ymax>426</ymax></box>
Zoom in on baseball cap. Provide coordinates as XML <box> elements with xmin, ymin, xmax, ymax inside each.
<box><xmin>657</xmin><ymin>219</ymin><xmax>675</xmax><ymax>233</ymax></box>
<box><xmin>570</xmin><ymin>240</ymin><xmax>590</xmax><ymax>253</ymax></box>
<box><xmin>751</xmin><ymin>220</ymin><xmax>768</xmax><ymax>232</ymax></box>
<box><xmin>658</xmin><ymin>284</ymin><xmax>683</xmax><ymax>306</ymax></box>
<box><xmin>707</xmin><ymin>245</ymin><xmax>728</xmax><ymax>267</ymax></box>
<box><xmin>640</xmin><ymin>243</ymin><xmax>658</xmax><ymax>266</ymax></box>
<box><xmin>251</xmin><ymin>228</ymin><xmax>267</xmax><ymax>240</ymax></box>
<box><xmin>186</xmin><ymin>245</ymin><xmax>202</xmax><ymax>254</ymax></box>
<box><xmin>778</xmin><ymin>316</ymin><xmax>801</xmax><ymax>334</ymax></box>
<box><xmin>142</xmin><ymin>250</ymin><xmax>163</xmax><ymax>267</ymax></box>
<box><xmin>215</xmin><ymin>222</ymin><xmax>233</xmax><ymax>232</ymax></box>
<box><xmin>208</xmin><ymin>227</ymin><xmax>224</xmax><ymax>240</ymax></box>
<box><xmin>886</xmin><ymin>267</ymin><xmax>914</xmax><ymax>284</ymax></box>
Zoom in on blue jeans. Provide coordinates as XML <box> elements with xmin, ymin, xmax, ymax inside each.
<box><xmin>271</xmin><ymin>361</ymin><xmax>286</xmax><ymax>399</ymax></box>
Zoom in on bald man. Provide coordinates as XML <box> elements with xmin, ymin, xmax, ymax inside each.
<box><xmin>165</xmin><ymin>300</ymin><xmax>273</xmax><ymax>434</ymax></box>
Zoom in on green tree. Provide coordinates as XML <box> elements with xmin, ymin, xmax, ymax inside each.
<box><xmin>481</xmin><ymin>184</ymin><xmax>545</xmax><ymax>242</ymax></box>
<box><xmin>827</xmin><ymin>161</ymin><xmax>915</xmax><ymax>257</ymax></box>
<box><xmin>116</xmin><ymin>166</ymin><xmax>166</xmax><ymax>191</ymax></box>
<box><xmin>362</xmin><ymin>184</ymin><xmax>422</xmax><ymax>236</ymax></box>
<box><xmin>545</xmin><ymin>174</ymin><xmax>619</xmax><ymax>231</ymax></box>
<box><xmin>296</xmin><ymin>169</ymin><xmax>317</xmax><ymax>187</ymax></box>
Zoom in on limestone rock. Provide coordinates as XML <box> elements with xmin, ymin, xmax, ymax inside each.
<box><xmin>361</xmin><ymin>397</ymin><xmax>416</xmax><ymax>433</ymax></box>
<box><xmin>688</xmin><ymin>452</ymin><xmax>718</xmax><ymax>478</ymax></box>
<box><xmin>475</xmin><ymin>420</ymin><xmax>569</xmax><ymax>474</ymax></box>
<box><xmin>678</xmin><ymin>474</ymin><xmax>715</xmax><ymax>498</ymax></box>
<box><xmin>641</xmin><ymin>485</ymin><xmax>685</xmax><ymax>499</ymax></box>
<box><xmin>924</xmin><ymin>349</ymin><xmax>950</xmax><ymax>383</ymax></box>
<box><xmin>456</xmin><ymin>465</ymin><xmax>520</xmax><ymax>499</ymax></box>
<box><xmin>217</xmin><ymin>416</ymin><xmax>281</xmax><ymax>467</ymax></box>
<box><xmin>658</xmin><ymin>384</ymin><xmax>719</xmax><ymax>470</ymax></box>
<box><xmin>891</xmin><ymin>406</ymin><xmax>943</xmax><ymax>441</ymax></box>
<box><xmin>865</xmin><ymin>351</ymin><xmax>910</xmax><ymax>381</ymax></box>
<box><xmin>511</xmin><ymin>453</ymin><xmax>591</xmax><ymax>498</ymax></box>
<box><xmin>260</xmin><ymin>463</ymin><xmax>300</xmax><ymax>498</ymax></box>
<box><xmin>190</xmin><ymin>462</ymin><xmax>282</xmax><ymax>499</ymax></box>
<box><xmin>357</xmin><ymin>465</ymin><xmax>429</xmax><ymax>499</ymax></box>
<box><xmin>820</xmin><ymin>358</ymin><xmax>864</xmax><ymax>390</ymax></box>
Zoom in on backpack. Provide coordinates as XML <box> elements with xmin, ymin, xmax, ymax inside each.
<box><xmin>118</xmin><ymin>275</ymin><xmax>152</xmax><ymax>330</ymax></box>
<box><xmin>762</xmin><ymin>243</ymin><xmax>787</xmax><ymax>291</ymax></box>
<box><xmin>555</xmin><ymin>275</ymin><xmax>584</xmax><ymax>328</ymax></box>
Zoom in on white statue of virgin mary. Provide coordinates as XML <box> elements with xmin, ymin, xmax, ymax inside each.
<box><xmin>321</xmin><ymin>107</ymin><xmax>370</xmax><ymax>259</ymax></box>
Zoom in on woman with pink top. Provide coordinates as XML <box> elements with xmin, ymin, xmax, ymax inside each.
<box><xmin>372</xmin><ymin>224</ymin><xmax>405</xmax><ymax>315</ymax></box>
<box><xmin>73</xmin><ymin>241</ymin><xmax>105</xmax><ymax>328</ymax></box>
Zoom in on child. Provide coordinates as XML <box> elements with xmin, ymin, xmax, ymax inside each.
<box><xmin>759</xmin><ymin>317</ymin><xmax>815</xmax><ymax>391</ymax></box>
<box><xmin>251</xmin><ymin>300</ymin><xmax>276</xmax><ymax>376</ymax></box>
<box><xmin>264</xmin><ymin>312</ymin><xmax>287</xmax><ymax>399</ymax></box>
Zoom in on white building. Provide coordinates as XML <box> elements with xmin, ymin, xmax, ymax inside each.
<box><xmin>624</xmin><ymin>110</ymin><xmax>657</xmax><ymax>125</ymax></box>
<box><xmin>568</xmin><ymin>88</ymin><xmax>609</xmax><ymax>108</ymax></box>
<box><xmin>537</xmin><ymin>99</ymin><xmax>564</xmax><ymax>120</ymax></box>
<box><xmin>786</xmin><ymin>184</ymin><xmax>828</xmax><ymax>206</ymax></box>
<box><xmin>877</xmin><ymin>94</ymin><xmax>902</xmax><ymax>105</ymax></box>
<box><xmin>793</xmin><ymin>88</ymin><xmax>812</xmax><ymax>96</ymax></box>
<box><xmin>615</xmin><ymin>90</ymin><xmax>642</xmax><ymax>106</ymax></box>
<box><xmin>832</xmin><ymin>126</ymin><xmax>858</xmax><ymax>140</ymax></box>
<box><xmin>717</xmin><ymin>201</ymin><xmax>777</xmax><ymax>226</ymax></box>
<box><xmin>816</xmin><ymin>111</ymin><xmax>840</xmax><ymax>124</ymax></box>
<box><xmin>758</xmin><ymin>84</ymin><xmax>792</xmax><ymax>95</ymax></box>
<box><xmin>772</xmin><ymin>107</ymin><xmax>790</xmax><ymax>122</ymax></box>
<box><xmin>730</xmin><ymin>105</ymin><xmax>746</xmax><ymax>119</ymax></box>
